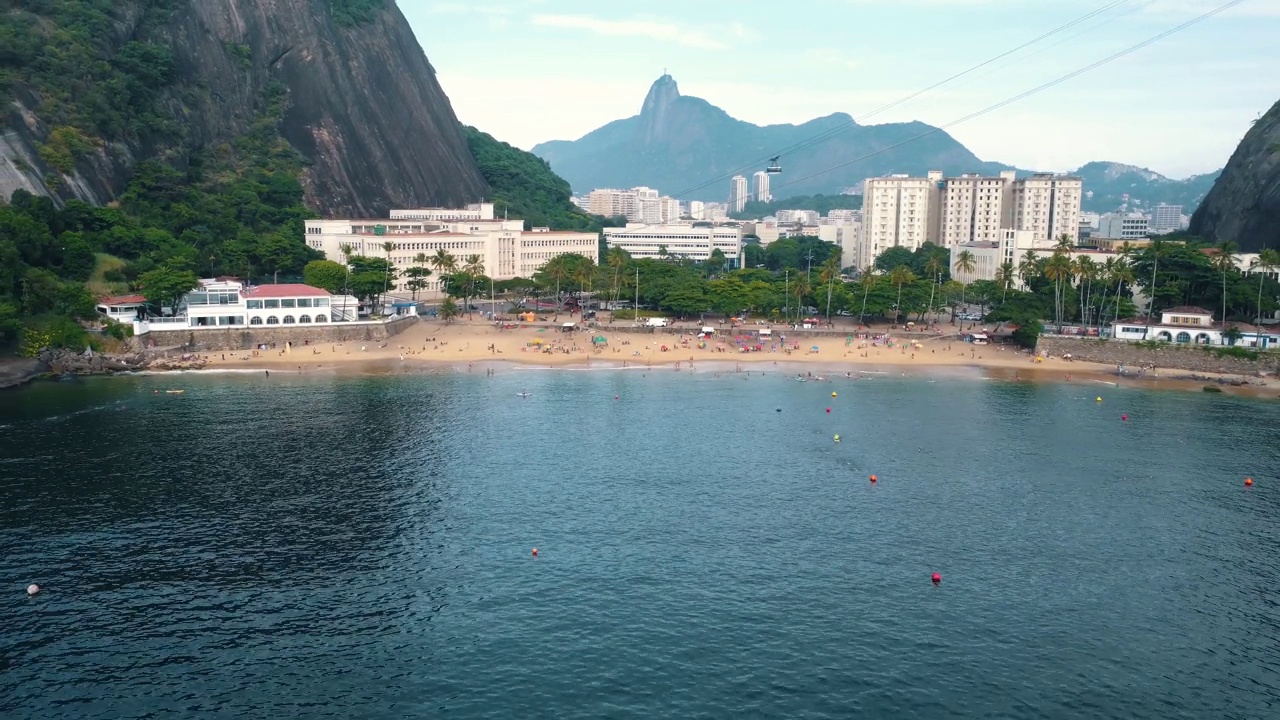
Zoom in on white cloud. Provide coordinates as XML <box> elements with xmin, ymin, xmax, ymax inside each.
<box><xmin>530</xmin><ymin>14</ymin><xmax>730</xmax><ymax>50</ymax></box>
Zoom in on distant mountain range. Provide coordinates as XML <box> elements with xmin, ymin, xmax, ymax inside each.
<box><xmin>531</xmin><ymin>75</ymin><xmax>1219</xmax><ymax>214</ymax></box>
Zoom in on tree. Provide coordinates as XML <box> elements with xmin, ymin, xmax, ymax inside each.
<box><xmin>953</xmin><ymin>249</ymin><xmax>977</xmax><ymax>281</ymax></box>
<box><xmin>138</xmin><ymin>267</ymin><xmax>199</xmax><ymax>314</ymax></box>
<box><xmin>888</xmin><ymin>265</ymin><xmax>916</xmax><ymax>323</ymax></box>
<box><xmin>875</xmin><ymin>246</ymin><xmax>914</xmax><ymax>273</ymax></box>
<box><xmin>1043</xmin><ymin>252</ymin><xmax>1074</xmax><ymax>331</ymax></box>
<box><xmin>462</xmin><ymin>254</ymin><xmax>485</xmax><ymax>317</ymax></box>
<box><xmin>536</xmin><ymin>254</ymin><xmax>575</xmax><ymax>319</ymax></box>
<box><xmin>303</xmin><ymin>260</ymin><xmax>347</xmax><ymax>294</ymax></box>
<box><xmin>858</xmin><ymin>268</ymin><xmax>877</xmax><ymax>325</ymax></box>
<box><xmin>430</xmin><ymin>249</ymin><xmax>457</xmax><ymax>277</ymax></box>
<box><xmin>380</xmin><ymin>241</ymin><xmax>395</xmax><ymax>304</ymax></box>
<box><xmin>818</xmin><ymin>255</ymin><xmax>841</xmax><ymax>323</ymax></box>
<box><xmin>605</xmin><ymin>246</ymin><xmax>630</xmax><ymax>309</ymax></box>
<box><xmin>706</xmin><ymin>248</ymin><xmax>727</xmax><ymax>276</ymax></box>
<box><xmin>994</xmin><ymin>261</ymin><xmax>1016</xmax><ymax>304</ymax></box>
<box><xmin>1212</xmin><ymin>240</ymin><xmax>1239</xmax><ymax>322</ymax></box>
<box><xmin>1254</xmin><ymin>249</ymin><xmax>1280</xmax><ymax>325</ymax></box>
<box><xmin>439</xmin><ymin>296</ymin><xmax>461</xmax><ymax>324</ymax></box>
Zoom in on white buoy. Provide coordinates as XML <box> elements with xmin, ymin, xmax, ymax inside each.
<box><xmin>26</xmin><ymin>584</ymin><xmax>39</xmax><ymax>596</ymax></box>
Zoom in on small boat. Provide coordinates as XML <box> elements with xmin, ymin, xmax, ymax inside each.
<box><xmin>516</xmin><ymin>392</ymin><xmax>531</xmax><ymax>398</ymax></box>
<box><xmin>165</xmin><ymin>390</ymin><xmax>185</xmax><ymax>395</ymax></box>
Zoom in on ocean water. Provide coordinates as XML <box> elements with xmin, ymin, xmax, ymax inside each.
<box><xmin>1</xmin><ymin>367</ymin><xmax>1278</xmax><ymax>719</ymax></box>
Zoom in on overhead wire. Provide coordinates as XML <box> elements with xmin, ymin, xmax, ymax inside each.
<box><xmin>670</xmin><ymin>0</ymin><xmax>1137</xmax><ymax>199</ymax></box>
<box><xmin>766</xmin><ymin>0</ymin><xmax>1245</xmax><ymax>196</ymax></box>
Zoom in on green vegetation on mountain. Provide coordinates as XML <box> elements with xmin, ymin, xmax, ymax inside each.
<box><xmin>464</xmin><ymin>127</ymin><xmax>610</xmax><ymax>232</ymax></box>
<box><xmin>328</xmin><ymin>0</ymin><xmax>386</xmax><ymax>27</ymax></box>
<box><xmin>731</xmin><ymin>194</ymin><xmax>863</xmax><ymax>220</ymax></box>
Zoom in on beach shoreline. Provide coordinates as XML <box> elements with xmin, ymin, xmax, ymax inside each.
<box><xmin>178</xmin><ymin>319</ymin><xmax>1275</xmax><ymax>398</ymax></box>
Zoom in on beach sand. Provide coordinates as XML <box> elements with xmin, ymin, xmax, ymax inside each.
<box><xmin>195</xmin><ymin>318</ymin><xmax>1276</xmax><ymax>398</ymax></box>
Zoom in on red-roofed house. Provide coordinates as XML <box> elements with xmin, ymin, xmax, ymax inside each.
<box><xmin>1111</xmin><ymin>306</ymin><xmax>1277</xmax><ymax>348</ymax></box>
<box><xmin>181</xmin><ymin>280</ymin><xmax>335</xmax><ymax>328</ymax></box>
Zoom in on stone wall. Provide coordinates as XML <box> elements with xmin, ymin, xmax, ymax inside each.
<box><xmin>1037</xmin><ymin>337</ymin><xmax>1280</xmax><ymax>376</ymax></box>
<box><xmin>136</xmin><ymin>317</ymin><xmax>418</xmax><ymax>352</ymax></box>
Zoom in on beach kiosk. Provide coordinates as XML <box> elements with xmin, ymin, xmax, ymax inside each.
<box><xmin>561</xmin><ymin>322</ymin><xmax>577</xmax><ymax>333</ymax></box>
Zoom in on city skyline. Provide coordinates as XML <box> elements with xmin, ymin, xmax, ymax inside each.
<box><xmin>402</xmin><ymin>0</ymin><xmax>1278</xmax><ymax>178</ymax></box>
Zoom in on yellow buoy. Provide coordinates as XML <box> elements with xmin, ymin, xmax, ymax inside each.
<box><xmin>832</xmin><ymin>392</ymin><xmax>837</xmax><ymax>398</ymax></box>
<box><xmin>833</xmin><ymin>434</ymin><xmax>841</xmax><ymax>443</ymax></box>
<box><xmin>1096</xmin><ymin>397</ymin><xmax>1102</xmax><ymax>403</ymax></box>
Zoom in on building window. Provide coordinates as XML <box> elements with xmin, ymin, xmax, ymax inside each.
<box><xmin>283</xmin><ymin>315</ymin><xmax>295</xmax><ymax>324</ymax></box>
<box><xmin>281</xmin><ymin>299</ymin><xmax>296</xmax><ymax>308</ymax></box>
<box><xmin>315</xmin><ymin>314</ymin><xmax>327</xmax><ymax>323</ymax></box>
<box><xmin>250</xmin><ymin>317</ymin><xmax>263</xmax><ymax>325</ymax></box>
<box><xmin>264</xmin><ymin>299</ymin><xmax>280</xmax><ymax>309</ymax></box>
<box><xmin>1176</xmin><ymin>332</ymin><xmax>1191</xmax><ymax>343</ymax></box>
<box><xmin>299</xmin><ymin>315</ymin><xmax>311</xmax><ymax>324</ymax></box>
<box><xmin>246</xmin><ymin>300</ymin><xmax>263</xmax><ymax>309</ymax></box>
<box><xmin>266</xmin><ymin>316</ymin><xmax>279</xmax><ymax>325</ymax></box>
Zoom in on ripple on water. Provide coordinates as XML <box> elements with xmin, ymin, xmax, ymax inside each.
<box><xmin>0</xmin><ymin>371</ymin><xmax>1278</xmax><ymax>719</ymax></box>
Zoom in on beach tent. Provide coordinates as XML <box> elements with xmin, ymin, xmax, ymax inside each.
<box><xmin>593</xmin><ymin>336</ymin><xmax>607</xmax><ymax>345</ymax></box>
<box><xmin>810</xmin><ymin>345</ymin><xmax>820</xmax><ymax>353</ymax></box>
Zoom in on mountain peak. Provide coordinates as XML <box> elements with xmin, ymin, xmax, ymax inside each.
<box><xmin>642</xmin><ymin>74</ymin><xmax>680</xmax><ymax>116</ymax></box>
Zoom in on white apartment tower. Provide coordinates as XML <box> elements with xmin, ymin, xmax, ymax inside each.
<box><xmin>939</xmin><ymin>170</ymin><xmax>1016</xmax><ymax>247</ymax></box>
<box><xmin>660</xmin><ymin>196</ymin><xmax>682</xmax><ymax>222</ymax></box>
<box><xmin>1012</xmin><ymin>174</ymin><xmax>1083</xmax><ymax>243</ymax></box>
<box><xmin>1150</xmin><ymin>203</ymin><xmax>1183</xmax><ymax>235</ymax></box>
<box><xmin>753</xmin><ymin>171</ymin><xmax>772</xmax><ymax>204</ymax></box>
<box><xmin>730</xmin><ymin>175</ymin><xmax>748</xmax><ymax>213</ymax></box>
<box><xmin>857</xmin><ymin>171</ymin><xmax>943</xmax><ymax>269</ymax></box>
<box><xmin>688</xmin><ymin>201</ymin><xmax>706</xmax><ymax>220</ymax></box>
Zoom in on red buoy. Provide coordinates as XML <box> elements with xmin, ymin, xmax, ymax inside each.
<box><xmin>931</xmin><ymin>572</ymin><xmax>941</xmax><ymax>584</ymax></box>
<box><xmin>531</xmin><ymin>548</ymin><xmax>538</xmax><ymax>557</ymax></box>
<box><xmin>869</xmin><ymin>474</ymin><xmax>877</xmax><ymax>483</ymax></box>
<box><xmin>1245</xmin><ymin>477</ymin><xmax>1253</xmax><ymax>487</ymax></box>
<box><xmin>826</xmin><ymin>407</ymin><xmax>831</xmax><ymax>413</ymax></box>
<box><xmin>1121</xmin><ymin>414</ymin><xmax>1128</xmax><ymax>421</ymax></box>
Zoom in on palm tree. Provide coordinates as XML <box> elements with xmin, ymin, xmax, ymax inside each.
<box><xmin>1253</xmin><ymin>249</ymin><xmax>1280</xmax><ymax>327</ymax></box>
<box><xmin>338</xmin><ymin>243</ymin><xmax>354</xmax><ymax>321</ymax></box>
<box><xmin>923</xmin><ymin>251</ymin><xmax>944</xmax><ymax>321</ymax></box>
<box><xmin>953</xmin><ymin>249</ymin><xmax>976</xmax><ymax>315</ymax></box>
<box><xmin>1018</xmin><ymin>250</ymin><xmax>1041</xmax><ymax>288</ymax></box>
<box><xmin>572</xmin><ymin>259</ymin><xmax>595</xmax><ymax>316</ymax></box>
<box><xmin>1211</xmin><ymin>240</ymin><xmax>1239</xmax><ymax>324</ymax></box>
<box><xmin>818</xmin><ymin>255</ymin><xmax>841</xmax><ymax>323</ymax></box>
<box><xmin>541</xmin><ymin>255</ymin><xmax>573</xmax><ymax>320</ymax></box>
<box><xmin>380</xmin><ymin>241</ymin><xmax>395</xmax><ymax>309</ymax></box>
<box><xmin>430</xmin><ymin>249</ymin><xmax>457</xmax><ymax>277</ymax></box>
<box><xmin>439</xmin><ymin>296</ymin><xmax>461</xmax><ymax>324</ymax></box>
<box><xmin>605</xmin><ymin>246</ymin><xmax>629</xmax><ymax>311</ymax></box>
<box><xmin>888</xmin><ymin>265</ymin><xmax>916</xmax><ymax>324</ymax></box>
<box><xmin>994</xmin><ymin>261</ymin><xmax>1016</xmax><ymax>304</ymax></box>
<box><xmin>460</xmin><ymin>254</ymin><xmax>484</xmax><ymax>318</ymax></box>
<box><xmin>1043</xmin><ymin>252</ymin><xmax>1074</xmax><ymax>332</ymax></box>
<box><xmin>1109</xmin><ymin>259</ymin><xmax>1136</xmax><ymax>332</ymax></box>
<box><xmin>793</xmin><ymin>273</ymin><xmax>812</xmax><ymax>319</ymax></box>
<box><xmin>1074</xmin><ymin>256</ymin><xmax>1097</xmax><ymax>329</ymax></box>
<box><xmin>858</xmin><ymin>267</ymin><xmax>876</xmax><ymax>325</ymax></box>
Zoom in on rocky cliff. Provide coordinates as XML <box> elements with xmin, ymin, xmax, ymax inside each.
<box><xmin>1</xmin><ymin>0</ymin><xmax>488</xmax><ymax>217</ymax></box>
<box><xmin>1190</xmin><ymin>100</ymin><xmax>1280</xmax><ymax>252</ymax></box>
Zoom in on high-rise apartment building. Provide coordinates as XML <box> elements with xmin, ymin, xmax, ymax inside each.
<box><xmin>688</xmin><ymin>201</ymin><xmax>706</xmax><ymax>220</ymax></box>
<box><xmin>1096</xmin><ymin>212</ymin><xmax>1150</xmax><ymax>240</ymax></box>
<box><xmin>730</xmin><ymin>175</ymin><xmax>748</xmax><ymax>213</ymax></box>
<box><xmin>857</xmin><ymin>171</ymin><xmax>943</xmax><ymax>269</ymax></box>
<box><xmin>660</xmin><ymin>197</ymin><xmax>682</xmax><ymax>223</ymax></box>
<box><xmin>1011</xmin><ymin>174</ymin><xmax>1083</xmax><ymax>243</ymax></box>
<box><xmin>1150</xmin><ymin>203</ymin><xmax>1182</xmax><ymax>234</ymax></box>
<box><xmin>753</xmin><ymin>171</ymin><xmax>772</xmax><ymax>204</ymax></box>
<box><xmin>939</xmin><ymin>171</ymin><xmax>1016</xmax><ymax>246</ymax></box>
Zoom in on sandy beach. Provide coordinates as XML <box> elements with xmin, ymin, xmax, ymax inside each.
<box><xmin>194</xmin><ymin>318</ymin><xmax>1276</xmax><ymax>398</ymax></box>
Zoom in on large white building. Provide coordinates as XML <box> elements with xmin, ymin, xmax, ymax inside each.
<box><xmin>1096</xmin><ymin>212</ymin><xmax>1150</xmax><ymax>240</ymax></box>
<box><xmin>753</xmin><ymin>171</ymin><xmax>772</xmax><ymax>204</ymax></box>
<box><xmin>1012</xmin><ymin>174</ymin><xmax>1083</xmax><ymax>243</ymax></box>
<box><xmin>858</xmin><ymin>171</ymin><xmax>942</xmax><ymax>269</ymax></box>
<box><xmin>1150</xmin><ymin>204</ymin><xmax>1183</xmax><ymax>235</ymax></box>
<box><xmin>390</xmin><ymin>203</ymin><xmax>495</xmax><ymax>222</ymax></box>
<box><xmin>939</xmin><ymin>171</ymin><xmax>1017</xmax><ymax>246</ymax></box>
<box><xmin>688</xmin><ymin>201</ymin><xmax>707</xmax><ymax>220</ymax></box>
<box><xmin>730</xmin><ymin>175</ymin><xmax>748</xmax><ymax>213</ymax></box>
<box><xmin>1112</xmin><ymin>306</ymin><xmax>1276</xmax><ymax>348</ymax></box>
<box><xmin>604</xmin><ymin>224</ymin><xmax>743</xmax><ymax>266</ymax></box>
<box><xmin>948</xmin><ymin>229</ymin><xmax>1117</xmax><ymax>291</ymax></box>
<box><xmin>305</xmin><ymin>215</ymin><xmax>598</xmax><ymax>290</ymax></box>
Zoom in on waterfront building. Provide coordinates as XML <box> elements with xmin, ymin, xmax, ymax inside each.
<box><xmin>305</xmin><ymin>215</ymin><xmax>598</xmax><ymax>291</ymax></box>
<box><xmin>1111</xmin><ymin>306</ymin><xmax>1276</xmax><ymax>348</ymax></box>
<box><xmin>95</xmin><ymin>294</ymin><xmax>148</xmax><ymax>324</ymax></box>
<box><xmin>604</xmin><ymin>224</ymin><xmax>743</xmax><ymax>266</ymax></box>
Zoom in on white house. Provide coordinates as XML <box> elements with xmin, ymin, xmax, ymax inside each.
<box><xmin>135</xmin><ymin>279</ymin><xmax>338</xmax><ymax>334</ymax></box>
<box><xmin>95</xmin><ymin>294</ymin><xmax>148</xmax><ymax>324</ymax></box>
<box><xmin>1110</xmin><ymin>306</ymin><xmax>1277</xmax><ymax>348</ymax></box>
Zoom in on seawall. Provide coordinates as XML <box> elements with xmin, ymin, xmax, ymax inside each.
<box><xmin>1037</xmin><ymin>337</ymin><xmax>1280</xmax><ymax>376</ymax></box>
<box><xmin>136</xmin><ymin>317</ymin><xmax>418</xmax><ymax>352</ymax></box>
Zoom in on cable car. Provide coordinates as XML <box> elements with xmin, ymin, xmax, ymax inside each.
<box><xmin>766</xmin><ymin>156</ymin><xmax>782</xmax><ymax>174</ymax></box>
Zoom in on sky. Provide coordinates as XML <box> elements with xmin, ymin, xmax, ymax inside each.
<box><xmin>399</xmin><ymin>0</ymin><xmax>1280</xmax><ymax>178</ymax></box>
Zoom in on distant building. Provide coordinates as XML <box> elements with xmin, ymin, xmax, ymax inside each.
<box><xmin>858</xmin><ymin>171</ymin><xmax>942</xmax><ymax>269</ymax></box>
<box><xmin>605</xmin><ymin>224</ymin><xmax>743</xmax><ymax>267</ymax></box>
<box><xmin>688</xmin><ymin>201</ymin><xmax>706</xmax><ymax>220</ymax></box>
<box><xmin>949</xmin><ymin>229</ymin><xmax>1118</xmax><ymax>290</ymax></box>
<box><xmin>95</xmin><ymin>294</ymin><xmax>148</xmax><ymax>325</ymax></box>
<box><xmin>730</xmin><ymin>175</ymin><xmax>748</xmax><ymax>213</ymax></box>
<box><xmin>1011</xmin><ymin>174</ymin><xmax>1083</xmax><ymax>243</ymax></box>
<box><xmin>1096</xmin><ymin>212</ymin><xmax>1150</xmax><ymax>240</ymax></box>
<box><xmin>390</xmin><ymin>204</ymin><xmax>495</xmax><ymax>222</ymax></box>
<box><xmin>1150</xmin><ymin>203</ymin><xmax>1183</xmax><ymax>234</ymax></box>
<box><xmin>753</xmin><ymin>171</ymin><xmax>772</xmax><ymax>204</ymax></box>
<box><xmin>938</xmin><ymin>171</ymin><xmax>1017</xmax><ymax>247</ymax></box>
<box><xmin>660</xmin><ymin>196</ymin><xmax>682</xmax><ymax>223</ymax></box>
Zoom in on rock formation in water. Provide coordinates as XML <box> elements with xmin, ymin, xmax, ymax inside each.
<box><xmin>1</xmin><ymin>0</ymin><xmax>489</xmax><ymax>217</ymax></box>
<box><xmin>1190</xmin><ymin>100</ymin><xmax>1280</xmax><ymax>252</ymax></box>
